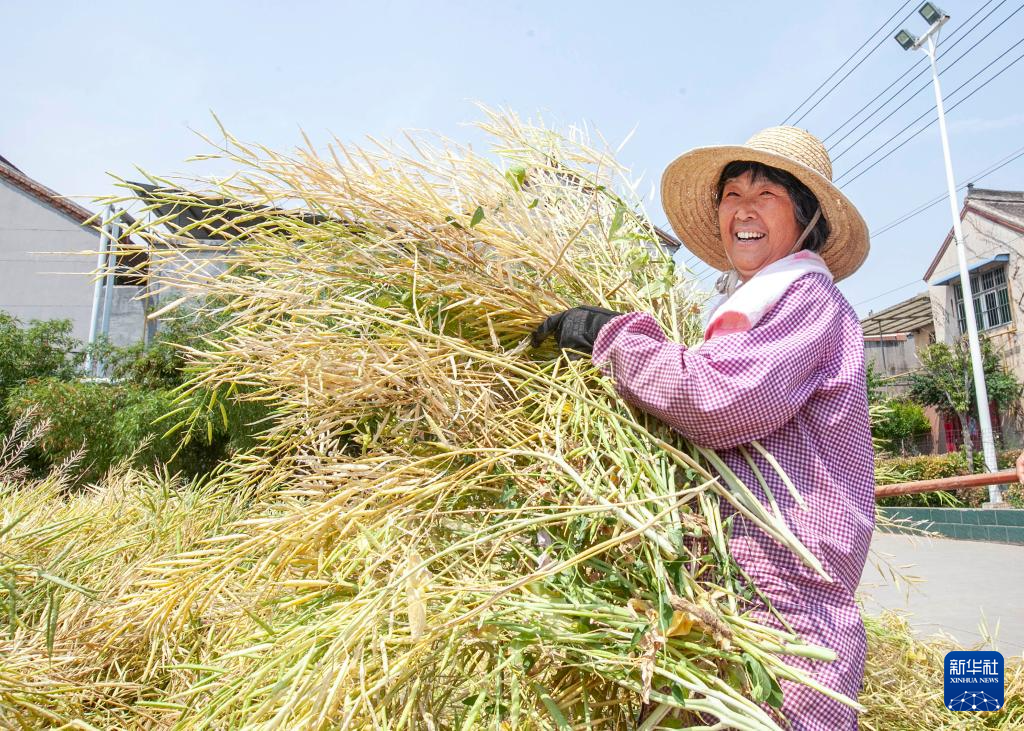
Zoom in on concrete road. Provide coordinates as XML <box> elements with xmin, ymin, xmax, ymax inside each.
<box><xmin>858</xmin><ymin>532</ymin><xmax>1024</xmax><ymax>659</ymax></box>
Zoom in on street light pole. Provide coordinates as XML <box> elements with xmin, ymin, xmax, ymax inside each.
<box><xmin>896</xmin><ymin>5</ymin><xmax>1002</xmax><ymax>503</ymax></box>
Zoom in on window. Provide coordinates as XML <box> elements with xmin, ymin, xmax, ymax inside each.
<box><xmin>952</xmin><ymin>265</ymin><xmax>1012</xmax><ymax>334</ymax></box>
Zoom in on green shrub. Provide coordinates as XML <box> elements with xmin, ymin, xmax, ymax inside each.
<box><xmin>875</xmin><ymin>449</ymin><xmax>1022</xmax><ymax>508</ymax></box>
<box><xmin>5</xmin><ymin>378</ymin><xmax>234</xmax><ymax>483</ymax></box>
<box><xmin>0</xmin><ymin>314</ymin><xmax>83</xmax><ymax>431</ymax></box>
<box><xmin>872</xmin><ymin>399</ymin><xmax>931</xmax><ymax>455</ymax></box>
<box><xmin>93</xmin><ymin>308</ymin><xmax>223</xmax><ymax>390</ymax></box>
<box><xmin>1</xmin><ymin>306</ymin><xmax>271</xmax><ymax>484</ymax></box>
<box><xmin>1006</xmin><ymin>483</ymin><xmax>1024</xmax><ymax>509</ymax></box>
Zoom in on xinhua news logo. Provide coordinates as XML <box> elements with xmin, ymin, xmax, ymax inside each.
<box><xmin>944</xmin><ymin>650</ymin><xmax>1004</xmax><ymax>712</ymax></box>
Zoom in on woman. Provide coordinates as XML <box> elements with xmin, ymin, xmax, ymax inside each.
<box><xmin>533</xmin><ymin>126</ymin><xmax>874</xmax><ymax>729</ymax></box>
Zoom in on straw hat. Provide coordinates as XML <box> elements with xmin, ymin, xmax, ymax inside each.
<box><xmin>660</xmin><ymin>126</ymin><xmax>869</xmax><ymax>281</ymax></box>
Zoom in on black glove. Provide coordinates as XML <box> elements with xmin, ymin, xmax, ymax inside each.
<box><xmin>530</xmin><ymin>306</ymin><xmax>621</xmax><ymax>357</ymax></box>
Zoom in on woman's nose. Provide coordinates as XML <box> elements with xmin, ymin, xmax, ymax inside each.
<box><xmin>734</xmin><ymin>199</ymin><xmax>757</xmax><ymax>219</ymax></box>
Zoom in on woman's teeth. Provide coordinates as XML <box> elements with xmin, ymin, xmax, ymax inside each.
<box><xmin>735</xmin><ymin>231</ymin><xmax>765</xmax><ymax>240</ymax></box>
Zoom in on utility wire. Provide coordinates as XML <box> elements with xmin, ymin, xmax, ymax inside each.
<box><xmin>791</xmin><ymin>2</ymin><xmax>923</xmax><ymax>126</ymax></box>
<box><xmin>781</xmin><ymin>0</ymin><xmax>918</xmax><ymax>125</ymax></box>
<box><xmin>823</xmin><ymin>0</ymin><xmax>999</xmax><ymax>144</ymax></box>
<box><xmin>854</xmin><ymin>231</ymin><xmax>1024</xmax><ymax>309</ymax></box>
<box><xmin>831</xmin><ymin>0</ymin><xmax>1015</xmax><ymax>149</ymax></box>
<box><xmin>831</xmin><ymin>1</ymin><xmax>1024</xmax><ymax>161</ymax></box>
<box><xmin>853</xmin><ymin>149</ymin><xmax>1024</xmax><ymax>311</ymax></box>
<box><xmin>872</xmin><ymin>144</ymin><xmax>1024</xmax><ymax>238</ymax></box>
<box><xmin>836</xmin><ymin>37</ymin><xmax>1024</xmax><ymax>187</ymax></box>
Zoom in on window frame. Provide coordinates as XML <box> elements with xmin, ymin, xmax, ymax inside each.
<box><xmin>951</xmin><ymin>262</ymin><xmax>1013</xmax><ymax>335</ymax></box>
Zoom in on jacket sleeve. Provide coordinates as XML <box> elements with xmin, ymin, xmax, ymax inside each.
<box><xmin>591</xmin><ymin>275</ymin><xmax>836</xmax><ymax>450</ymax></box>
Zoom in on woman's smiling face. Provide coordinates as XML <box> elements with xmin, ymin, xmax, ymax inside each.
<box><xmin>717</xmin><ymin>169</ymin><xmax>801</xmax><ymax>281</ymax></box>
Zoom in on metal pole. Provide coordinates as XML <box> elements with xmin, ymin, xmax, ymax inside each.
<box><xmin>877</xmin><ymin>320</ymin><xmax>888</xmax><ymax>376</ymax></box>
<box><xmin>924</xmin><ymin>35</ymin><xmax>1001</xmax><ymax>503</ymax></box>
<box><xmin>85</xmin><ymin>204</ymin><xmax>112</xmax><ymax>377</ymax></box>
<box><xmin>99</xmin><ymin>215</ymin><xmax>121</xmax><ymax>377</ymax></box>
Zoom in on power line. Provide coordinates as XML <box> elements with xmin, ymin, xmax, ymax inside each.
<box><xmin>854</xmin><ymin>279</ymin><xmax>931</xmax><ymax>308</ymax></box>
<box><xmin>854</xmin><ymin>231</ymin><xmax>1024</xmax><ymax>309</ymax></box>
<box><xmin>872</xmin><ymin>144</ymin><xmax>1024</xmax><ymax>238</ymax></box>
<box><xmin>830</xmin><ymin>1</ymin><xmax>1024</xmax><ymax>161</ymax></box>
<box><xmin>836</xmin><ymin>37</ymin><xmax>1024</xmax><ymax>187</ymax></box>
<box><xmin>823</xmin><ymin>0</ymin><xmax>1008</xmax><ymax>146</ymax></box>
<box><xmin>791</xmin><ymin>2</ymin><xmax>923</xmax><ymax>126</ymax></box>
<box><xmin>780</xmin><ymin>0</ymin><xmax>918</xmax><ymax>125</ymax></box>
<box><xmin>855</xmin><ymin>158</ymin><xmax>1024</xmax><ymax>310</ymax></box>
<box><xmin>823</xmin><ymin>60</ymin><xmax>926</xmax><ymax>145</ymax></box>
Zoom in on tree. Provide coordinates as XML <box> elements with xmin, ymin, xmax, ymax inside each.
<box><xmin>865</xmin><ymin>360</ymin><xmax>885</xmax><ymax>404</ymax></box>
<box><xmin>872</xmin><ymin>399</ymin><xmax>932</xmax><ymax>455</ymax></box>
<box><xmin>0</xmin><ymin>313</ymin><xmax>84</xmax><ymax>433</ymax></box>
<box><xmin>908</xmin><ymin>336</ymin><xmax>1021</xmax><ymax>467</ymax></box>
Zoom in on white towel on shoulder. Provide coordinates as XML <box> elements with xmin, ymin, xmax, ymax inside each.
<box><xmin>703</xmin><ymin>251</ymin><xmax>833</xmax><ymax>341</ymax></box>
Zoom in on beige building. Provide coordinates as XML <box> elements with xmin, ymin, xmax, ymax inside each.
<box><xmin>860</xmin><ymin>293</ymin><xmax>944</xmax><ymax>453</ymax></box>
<box><xmin>861</xmin><ymin>292</ymin><xmax>935</xmax><ymax>380</ymax></box>
<box><xmin>922</xmin><ymin>185</ymin><xmax>1024</xmax><ymax>450</ymax></box>
<box><xmin>924</xmin><ymin>186</ymin><xmax>1023</xmax><ymax>372</ymax></box>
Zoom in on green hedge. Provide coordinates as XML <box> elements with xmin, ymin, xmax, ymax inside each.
<box><xmin>0</xmin><ymin>306</ymin><xmax>276</xmax><ymax>486</ymax></box>
<box><xmin>876</xmin><ymin>449</ymin><xmax>1024</xmax><ymax>508</ymax></box>
<box><xmin>0</xmin><ymin>314</ymin><xmax>82</xmax><ymax>434</ymax></box>
<box><xmin>5</xmin><ymin>378</ymin><xmax>231</xmax><ymax>483</ymax></box>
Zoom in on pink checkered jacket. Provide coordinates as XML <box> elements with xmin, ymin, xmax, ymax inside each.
<box><xmin>592</xmin><ymin>272</ymin><xmax>875</xmax><ymax>730</ymax></box>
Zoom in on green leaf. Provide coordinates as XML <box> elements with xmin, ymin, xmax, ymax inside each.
<box><xmin>636</xmin><ymin>279</ymin><xmax>669</xmax><ymax>300</ymax></box>
<box><xmin>38</xmin><ymin>572</ymin><xmax>96</xmax><ymax>599</ymax></box>
<box><xmin>629</xmin><ymin>624</ymin><xmax>645</xmax><ymax>650</ymax></box>
<box><xmin>470</xmin><ymin>206</ymin><xmax>485</xmax><ymax>228</ymax></box>
<box><xmin>4</xmin><ymin>575</ymin><xmax>18</xmax><ymax>638</ymax></box>
<box><xmin>506</xmin><ymin>164</ymin><xmax>527</xmax><ymax>191</ymax></box>
<box><xmin>625</xmin><ymin>246</ymin><xmax>649</xmax><ymax>273</ymax></box>
<box><xmin>527</xmin><ymin>198</ymin><xmax>539</xmax><ymax>209</ymax></box>
<box><xmin>657</xmin><ymin>591</ymin><xmax>672</xmax><ymax>634</ymax></box>
<box><xmin>531</xmin><ymin>683</ymin><xmax>571</xmax><ymax>730</ymax></box>
<box><xmin>744</xmin><ymin>654</ymin><xmax>783</xmax><ymax>707</ymax></box>
<box><xmin>45</xmin><ymin>588</ymin><xmax>60</xmax><ymax>656</ymax></box>
<box><xmin>671</xmin><ymin>684</ymin><xmax>689</xmax><ymax>705</ymax></box>
<box><xmin>608</xmin><ymin>203</ymin><xmax>627</xmax><ymax>242</ymax></box>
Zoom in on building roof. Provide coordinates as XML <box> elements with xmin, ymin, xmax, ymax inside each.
<box><xmin>131</xmin><ymin>181</ymin><xmax>333</xmax><ymax>241</ymax></box>
<box><xmin>0</xmin><ymin>154</ymin><xmax>96</xmax><ymax>226</ymax></box>
<box><xmin>132</xmin><ymin>180</ymin><xmax>687</xmax><ymax>253</ymax></box>
<box><xmin>923</xmin><ymin>186</ymin><xmax>1024</xmax><ymax>281</ymax></box>
<box><xmin>967</xmin><ymin>186</ymin><xmax>1024</xmax><ymax>225</ymax></box>
<box><xmin>653</xmin><ymin>224</ymin><xmax>684</xmax><ymax>253</ymax></box>
<box><xmin>861</xmin><ymin>292</ymin><xmax>933</xmax><ymax>337</ymax></box>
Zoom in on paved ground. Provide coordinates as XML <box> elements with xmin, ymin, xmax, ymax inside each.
<box><xmin>858</xmin><ymin>532</ymin><xmax>1024</xmax><ymax>659</ymax></box>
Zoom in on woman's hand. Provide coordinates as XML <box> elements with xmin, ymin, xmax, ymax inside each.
<box><xmin>1015</xmin><ymin>451</ymin><xmax>1024</xmax><ymax>484</ymax></box>
<box><xmin>530</xmin><ymin>306</ymin><xmax>621</xmax><ymax>358</ymax></box>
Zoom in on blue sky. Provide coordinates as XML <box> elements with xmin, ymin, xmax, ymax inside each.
<box><xmin>5</xmin><ymin>0</ymin><xmax>1023</xmax><ymax>316</ymax></box>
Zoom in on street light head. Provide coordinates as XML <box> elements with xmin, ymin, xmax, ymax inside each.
<box><xmin>918</xmin><ymin>2</ymin><xmax>947</xmax><ymax>25</ymax></box>
<box><xmin>895</xmin><ymin>29</ymin><xmax>917</xmax><ymax>50</ymax></box>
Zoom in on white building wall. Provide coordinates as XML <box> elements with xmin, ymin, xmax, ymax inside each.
<box><xmin>0</xmin><ymin>178</ymin><xmax>145</xmax><ymax>347</ymax></box>
<box><xmin>926</xmin><ymin>209</ymin><xmax>1024</xmax><ymax>382</ymax></box>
